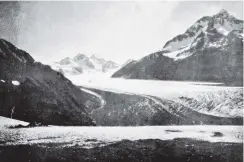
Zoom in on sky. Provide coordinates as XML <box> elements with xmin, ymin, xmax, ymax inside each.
<box><xmin>3</xmin><ymin>1</ymin><xmax>244</xmax><ymax>64</ymax></box>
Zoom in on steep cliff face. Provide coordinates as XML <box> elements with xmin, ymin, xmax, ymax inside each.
<box><xmin>112</xmin><ymin>10</ymin><xmax>243</xmax><ymax>86</ymax></box>
<box><xmin>0</xmin><ymin>39</ymin><xmax>95</xmax><ymax>126</ymax></box>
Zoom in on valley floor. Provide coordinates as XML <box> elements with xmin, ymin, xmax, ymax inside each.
<box><xmin>0</xmin><ymin>117</ymin><xmax>242</xmax><ymax>162</ymax></box>
<box><xmin>0</xmin><ymin>117</ymin><xmax>242</xmax><ymax>147</ymax></box>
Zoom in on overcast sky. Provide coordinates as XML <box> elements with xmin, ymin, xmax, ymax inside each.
<box><xmin>13</xmin><ymin>1</ymin><xmax>243</xmax><ymax>64</ymax></box>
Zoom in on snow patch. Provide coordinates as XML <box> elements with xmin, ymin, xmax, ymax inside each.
<box><xmin>162</xmin><ymin>20</ymin><xmax>209</xmax><ymax>53</ymax></box>
<box><xmin>12</xmin><ymin>80</ymin><xmax>20</xmax><ymax>86</ymax></box>
<box><xmin>208</xmin><ymin>42</ymin><xmax>222</xmax><ymax>48</ymax></box>
<box><xmin>163</xmin><ymin>45</ymin><xmax>190</xmax><ymax>60</ymax></box>
<box><xmin>0</xmin><ymin>116</ymin><xmax>29</xmax><ymax>127</ymax></box>
<box><xmin>216</xmin><ymin>27</ymin><xmax>230</xmax><ymax>36</ymax></box>
<box><xmin>1</xmin><ymin>79</ymin><xmax>5</xmax><ymax>83</ymax></box>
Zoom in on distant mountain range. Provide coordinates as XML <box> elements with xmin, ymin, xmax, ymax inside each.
<box><xmin>112</xmin><ymin>9</ymin><xmax>243</xmax><ymax>86</ymax></box>
<box><xmin>52</xmin><ymin>54</ymin><xmax>119</xmax><ymax>76</ymax></box>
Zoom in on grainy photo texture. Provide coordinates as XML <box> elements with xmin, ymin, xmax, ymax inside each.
<box><xmin>0</xmin><ymin>1</ymin><xmax>243</xmax><ymax>162</ymax></box>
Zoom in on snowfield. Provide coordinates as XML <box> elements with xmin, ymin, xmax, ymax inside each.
<box><xmin>0</xmin><ymin>117</ymin><xmax>242</xmax><ymax>148</ymax></box>
<box><xmin>0</xmin><ymin>117</ymin><xmax>29</xmax><ymax>127</ymax></box>
<box><xmin>67</xmin><ymin>76</ymin><xmax>243</xmax><ymax>118</ymax></box>
<box><xmin>163</xmin><ymin>45</ymin><xmax>191</xmax><ymax>60</ymax></box>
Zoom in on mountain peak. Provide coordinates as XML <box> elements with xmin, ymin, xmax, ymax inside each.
<box><xmin>162</xmin><ymin>9</ymin><xmax>243</xmax><ymax>53</ymax></box>
<box><xmin>90</xmin><ymin>54</ymin><xmax>106</xmax><ymax>63</ymax></box>
<box><xmin>59</xmin><ymin>57</ymin><xmax>72</xmax><ymax>65</ymax></box>
<box><xmin>214</xmin><ymin>9</ymin><xmax>232</xmax><ymax>19</ymax></box>
<box><xmin>75</xmin><ymin>53</ymin><xmax>86</xmax><ymax>57</ymax></box>
<box><xmin>73</xmin><ymin>53</ymin><xmax>88</xmax><ymax>61</ymax></box>
<box><xmin>90</xmin><ymin>54</ymin><xmax>102</xmax><ymax>59</ymax></box>
<box><xmin>61</xmin><ymin>57</ymin><xmax>70</xmax><ymax>61</ymax></box>
<box><xmin>218</xmin><ymin>9</ymin><xmax>228</xmax><ymax>14</ymax></box>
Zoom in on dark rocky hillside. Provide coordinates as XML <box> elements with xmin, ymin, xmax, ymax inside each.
<box><xmin>0</xmin><ymin>39</ymin><xmax>95</xmax><ymax>126</ymax></box>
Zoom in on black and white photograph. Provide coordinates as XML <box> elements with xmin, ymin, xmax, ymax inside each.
<box><xmin>0</xmin><ymin>1</ymin><xmax>243</xmax><ymax>162</ymax></box>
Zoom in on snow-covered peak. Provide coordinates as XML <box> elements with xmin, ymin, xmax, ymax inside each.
<box><xmin>89</xmin><ymin>54</ymin><xmax>106</xmax><ymax>65</ymax></box>
<box><xmin>213</xmin><ymin>9</ymin><xmax>236</xmax><ymax>20</ymax></box>
<box><xmin>88</xmin><ymin>54</ymin><xmax>119</xmax><ymax>72</ymax></box>
<box><xmin>59</xmin><ymin>57</ymin><xmax>72</xmax><ymax>65</ymax></box>
<box><xmin>162</xmin><ymin>16</ymin><xmax>211</xmax><ymax>53</ymax></box>
<box><xmin>102</xmin><ymin>60</ymin><xmax>119</xmax><ymax>72</ymax></box>
<box><xmin>52</xmin><ymin>53</ymin><xmax>119</xmax><ymax>76</ymax></box>
<box><xmin>73</xmin><ymin>53</ymin><xmax>88</xmax><ymax>61</ymax></box>
<box><xmin>71</xmin><ymin>53</ymin><xmax>94</xmax><ymax>69</ymax></box>
<box><xmin>218</xmin><ymin>9</ymin><xmax>228</xmax><ymax>15</ymax></box>
<box><xmin>210</xmin><ymin>10</ymin><xmax>243</xmax><ymax>33</ymax></box>
<box><xmin>90</xmin><ymin>54</ymin><xmax>102</xmax><ymax>59</ymax></box>
<box><xmin>161</xmin><ymin>9</ymin><xmax>243</xmax><ymax>60</ymax></box>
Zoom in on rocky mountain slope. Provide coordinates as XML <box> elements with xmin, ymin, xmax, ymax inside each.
<box><xmin>52</xmin><ymin>54</ymin><xmax>119</xmax><ymax>75</ymax></box>
<box><xmin>112</xmin><ymin>10</ymin><xmax>243</xmax><ymax>86</ymax></box>
<box><xmin>0</xmin><ymin>39</ymin><xmax>95</xmax><ymax>126</ymax></box>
